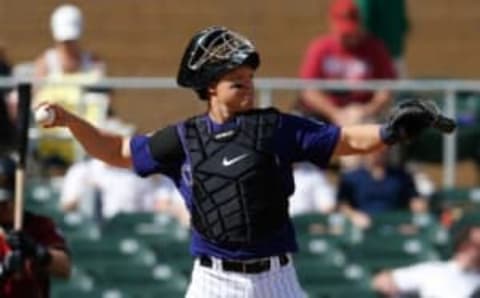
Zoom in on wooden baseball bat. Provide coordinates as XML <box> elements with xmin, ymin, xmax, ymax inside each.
<box><xmin>14</xmin><ymin>83</ymin><xmax>32</xmax><ymax>231</ymax></box>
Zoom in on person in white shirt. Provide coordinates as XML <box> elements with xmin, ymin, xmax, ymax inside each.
<box><xmin>288</xmin><ymin>162</ymin><xmax>336</xmax><ymax>216</ymax></box>
<box><xmin>60</xmin><ymin>158</ymin><xmax>160</xmax><ymax>219</ymax></box>
<box><xmin>34</xmin><ymin>4</ymin><xmax>105</xmax><ymax>80</ymax></box>
<box><xmin>373</xmin><ymin>225</ymin><xmax>480</xmax><ymax>298</ymax></box>
<box><xmin>153</xmin><ymin>176</ymin><xmax>190</xmax><ymax>227</ymax></box>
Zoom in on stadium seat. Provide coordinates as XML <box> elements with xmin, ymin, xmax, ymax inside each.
<box><xmin>51</xmin><ymin>266</ymin><xmax>97</xmax><ymax>298</ymax></box>
<box><xmin>292</xmin><ymin>213</ymin><xmax>353</xmax><ymax>245</ymax></box>
<box><xmin>297</xmin><ymin>260</ymin><xmax>372</xmax><ymax>298</ymax></box>
<box><xmin>295</xmin><ymin>236</ymin><xmax>347</xmax><ymax>267</ymax></box>
<box><xmin>102</xmin><ymin>212</ymin><xmax>188</xmax><ymax>243</ymax></box>
<box><xmin>344</xmin><ymin>235</ymin><xmax>438</xmax><ymax>273</ymax></box>
<box><xmin>366</xmin><ymin>211</ymin><xmax>442</xmax><ymax>244</ymax></box>
<box><xmin>307</xmin><ymin>285</ymin><xmax>378</xmax><ymax>298</ymax></box>
<box><xmin>92</xmin><ymin>264</ymin><xmax>187</xmax><ymax>298</ymax></box>
<box><xmin>405</xmin><ymin>125</ymin><xmax>480</xmax><ymax>163</ymax></box>
<box><xmin>24</xmin><ymin>179</ymin><xmax>60</xmax><ymax>215</ymax></box>
<box><xmin>149</xmin><ymin>238</ymin><xmax>193</xmax><ymax>277</ymax></box>
<box><xmin>70</xmin><ymin>236</ymin><xmax>157</xmax><ymax>274</ymax></box>
<box><xmin>431</xmin><ymin>187</ymin><xmax>480</xmax><ymax>213</ymax></box>
<box><xmin>54</xmin><ymin>211</ymin><xmax>100</xmax><ymax>240</ymax></box>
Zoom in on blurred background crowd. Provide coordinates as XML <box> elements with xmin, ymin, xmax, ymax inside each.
<box><xmin>1</xmin><ymin>0</ymin><xmax>480</xmax><ymax>297</ymax></box>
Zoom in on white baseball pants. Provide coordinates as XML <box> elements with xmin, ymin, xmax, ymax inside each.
<box><xmin>185</xmin><ymin>255</ymin><xmax>307</xmax><ymax>298</ymax></box>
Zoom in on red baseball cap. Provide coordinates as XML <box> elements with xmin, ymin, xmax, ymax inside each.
<box><xmin>329</xmin><ymin>0</ymin><xmax>361</xmax><ymax>35</ymax></box>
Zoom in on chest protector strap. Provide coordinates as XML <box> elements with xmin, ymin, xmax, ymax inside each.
<box><xmin>183</xmin><ymin>108</ymin><xmax>289</xmax><ymax>246</ymax></box>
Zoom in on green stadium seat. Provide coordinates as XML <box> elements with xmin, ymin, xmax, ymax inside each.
<box><xmin>366</xmin><ymin>211</ymin><xmax>442</xmax><ymax>244</ymax></box>
<box><xmin>295</xmin><ymin>237</ymin><xmax>347</xmax><ymax>267</ymax></box>
<box><xmin>24</xmin><ymin>179</ymin><xmax>61</xmax><ymax>215</ymax></box>
<box><xmin>405</xmin><ymin>125</ymin><xmax>480</xmax><ymax>163</ymax></box>
<box><xmin>92</xmin><ymin>264</ymin><xmax>188</xmax><ymax>298</ymax></box>
<box><xmin>52</xmin><ymin>288</ymin><xmax>136</xmax><ymax>298</ymax></box>
<box><xmin>431</xmin><ymin>187</ymin><xmax>480</xmax><ymax>213</ymax></box>
<box><xmin>307</xmin><ymin>285</ymin><xmax>378</xmax><ymax>298</ymax></box>
<box><xmin>51</xmin><ymin>266</ymin><xmax>97</xmax><ymax>298</ymax></box>
<box><xmin>345</xmin><ymin>235</ymin><xmax>438</xmax><ymax>273</ymax></box>
<box><xmin>292</xmin><ymin>213</ymin><xmax>353</xmax><ymax>245</ymax></box>
<box><xmin>297</xmin><ymin>261</ymin><xmax>369</xmax><ymax>286</ymax></box>
<box><xmin>118</xmin><ymin>284</ymin><xmax>186</xmax><ymax>298</ymax></box>
<box><xmin>70</xmin><ymin>236</ymin><xmax>157</xmax><ymax>273</ymax></box>
<box><xmin>102</xmin><ymin>212</ymin><xmax>189</xmax><ymax>243</ymax></box>
<box><xmin>55</xmin><ymin>212</ymin><xmax>100</xmax><ymax>240</ymax></box>
<box><xmin>149</xmin><ymin>238</ymin><xmax>193</xmax><ymax>277</ymax></box>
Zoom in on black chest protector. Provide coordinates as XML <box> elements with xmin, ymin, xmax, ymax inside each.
<box><xmin>183</xmin><ymin>108</ymin><xmax>289</xmax><ymax>246</ymax></box>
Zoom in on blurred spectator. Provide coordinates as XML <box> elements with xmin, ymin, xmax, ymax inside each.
<box><xmin>33</xmin><ymin>4</ymin><xmax>108</xmax><ymax>164</ymax></box>
<box><xmin>337</xmin><ymin>148</ymin><xmax>427</xmax><ymax>229</ymax></box>
<box><xmin>0</xmin><ymin>155</ymin><xmax>71</xmax><ymax>297</ymax></box>
<box><xmin>356</xmin><ymin>0</ymin><xmax>410</xmax><ymax>77</ymax></box>
<box><xmin>152</xmin><ymin>175</ymin><xmax>190</xmax><ymax>227</ymax></box>
<box><xmin>58</xmin><ymin>116</ymin><xmax>189</xmax><ymax>224</ymax></box>
<box><xmin>60</xmin><ymin>158</ymin><xmax>161</xmax><ymax>220</ymax></box>
<box><xmin>298</xmin><ymin>0</ymin><xmax>396</xmax><ymax>126</ymax></box>
<box><xmin>34</xmin><ymin>4</ymin><xmax>105</xmax><ymax>81</ymax></box>
<box><xmin>289</xmin><ymin>162</ymin><xmax>336</xmax><ymax>216</ymax></box>
<box><xmin>373</xmin><ymin>224</ymin><xmax>480</xmax><ymax>298</ymax></box>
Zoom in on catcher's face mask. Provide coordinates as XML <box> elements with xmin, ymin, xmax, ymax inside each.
<box><xmin>187</xmin><ymin>27</ymin><xmax>257</xmax><ymax>71</ymax></box>
<box><xmin>177</xmin><ymin>26</ymin><xmax>260</xmax><ymax>100</ymax></box>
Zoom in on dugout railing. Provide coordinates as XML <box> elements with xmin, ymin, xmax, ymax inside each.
<box><xmin>1</xmin><ymin>77</ymin><xmax>478</xmax><ymax>188</ymax></box>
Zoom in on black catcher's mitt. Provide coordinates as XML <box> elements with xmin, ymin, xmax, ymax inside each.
<box><xmin>382</xmin><ymin>99</ymin><xmax>456</xmax><ymax>145</ymax></box>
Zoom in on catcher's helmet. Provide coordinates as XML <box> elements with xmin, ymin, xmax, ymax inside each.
<box><xmin>177</xmin><ymin>26</ymin><xmax>260</xmax><ymax>100</ymax></box>
<box><xmin>0</xmin><ymin>156</ymin><xmax>15</xmax><ymax>202</ymax></box>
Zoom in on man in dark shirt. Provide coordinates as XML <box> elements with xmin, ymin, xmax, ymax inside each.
<box><xmin>337</xmin><ymin>148</ymin><xmax>427</xmax><ymax>229</ymax></box>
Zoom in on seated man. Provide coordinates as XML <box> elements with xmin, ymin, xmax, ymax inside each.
<box><xmin>373</xmin><ymin>224</ymin><xmax>480</xmax><ymax>298</ymax></box>
<box><xmin>337</xmin><ymin>148</ymin><xmax>427</xmax><ymax>229</ymax></box>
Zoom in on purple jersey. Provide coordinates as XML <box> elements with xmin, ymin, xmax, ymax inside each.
<box><xmin>130</xmin><ymin>112</ymin><xmax>340</xmax><ymax>260</ymax></box>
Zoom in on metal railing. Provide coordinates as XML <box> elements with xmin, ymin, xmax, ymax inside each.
<box><xmin>3</xmin><ymin>77</ymin><xmax>477</xmax><ymax>188</ymax></box>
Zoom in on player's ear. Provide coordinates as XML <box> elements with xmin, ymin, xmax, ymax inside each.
<box><xmin>207</xmin><ymin>80</ymin><xmax>219</xmax><ymax>99</ymax></box>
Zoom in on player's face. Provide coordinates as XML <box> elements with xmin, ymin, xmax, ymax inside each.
<box><xmin>209</xmin><ymin>66</ymin><xmax>255</xmax><ymax>112</ymax></box>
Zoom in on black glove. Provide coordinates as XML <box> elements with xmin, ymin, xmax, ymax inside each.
<box><xmin>0</xmin><ymin>250</ymin><xmax>25</xmax><ymax>279</ymax></box>
<box><xmin>381</xmin><ymin>99</ymin><xmax>457</xmax><ymax>145</ymax></box>
<box><xmin>7</xmin><ymin>231</ymin><xmax>52</xmax><ymax>267</ymax></box>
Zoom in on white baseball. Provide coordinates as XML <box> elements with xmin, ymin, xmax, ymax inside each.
<box><xmin>34</xmin><ymin>106</ymin><xmax>55</xmax><ymax>125</ymax></box>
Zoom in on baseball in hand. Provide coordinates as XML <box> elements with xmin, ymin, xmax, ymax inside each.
<box><xmin>34</xmin><ymin>106</ymin><xmax>55</xmax><ymax>126</ymax></box>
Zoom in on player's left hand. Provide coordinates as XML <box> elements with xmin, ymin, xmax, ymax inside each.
<box><xmin>7</xmin><ymin>231</ymin><xmax>52</xmax><ymax>267</ymax></box>
<box><xmin>381</xmin><ymin>99</ymin><xmax>456</xmax><ymax>145</ymax></box>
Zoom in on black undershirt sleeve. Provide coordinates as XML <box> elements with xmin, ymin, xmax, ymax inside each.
<box><xmin>147</xmin><ymin>125</ymin><xmax>185</xmax><ymax>176</ymax></box>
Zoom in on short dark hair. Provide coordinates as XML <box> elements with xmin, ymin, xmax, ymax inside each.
<box><xmin>452</xmin><ymin>225</ymin><xmax>479</xmax><ymax>252</ymax></box>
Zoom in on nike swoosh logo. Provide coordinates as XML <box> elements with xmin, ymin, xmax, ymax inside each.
<box><xmin>222</xmin><ymin>154</ymin><xmax>249</xmax><ymax>167</ymax></box>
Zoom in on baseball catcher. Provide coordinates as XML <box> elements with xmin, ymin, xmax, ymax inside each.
<box><xmin>35</xmin><ymin>26</ymin><xmax>454</xmax><ymax>298</ymax></box>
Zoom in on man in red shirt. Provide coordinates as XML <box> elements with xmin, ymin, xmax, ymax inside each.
<box><xmin>0</xmin><ymin>156</ymin><xmax>71</xmax><ymax>298</ymax></box>
<box><xmin>298</xmin><ymin>0</ymin><xmax>396</xmax><ymax>125</ymax></box>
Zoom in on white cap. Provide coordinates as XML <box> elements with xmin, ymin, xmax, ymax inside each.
<box><xmin>50</xmin><ymin>4</ymin><xmax>83</xmax><ymax>42</ymax></box>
